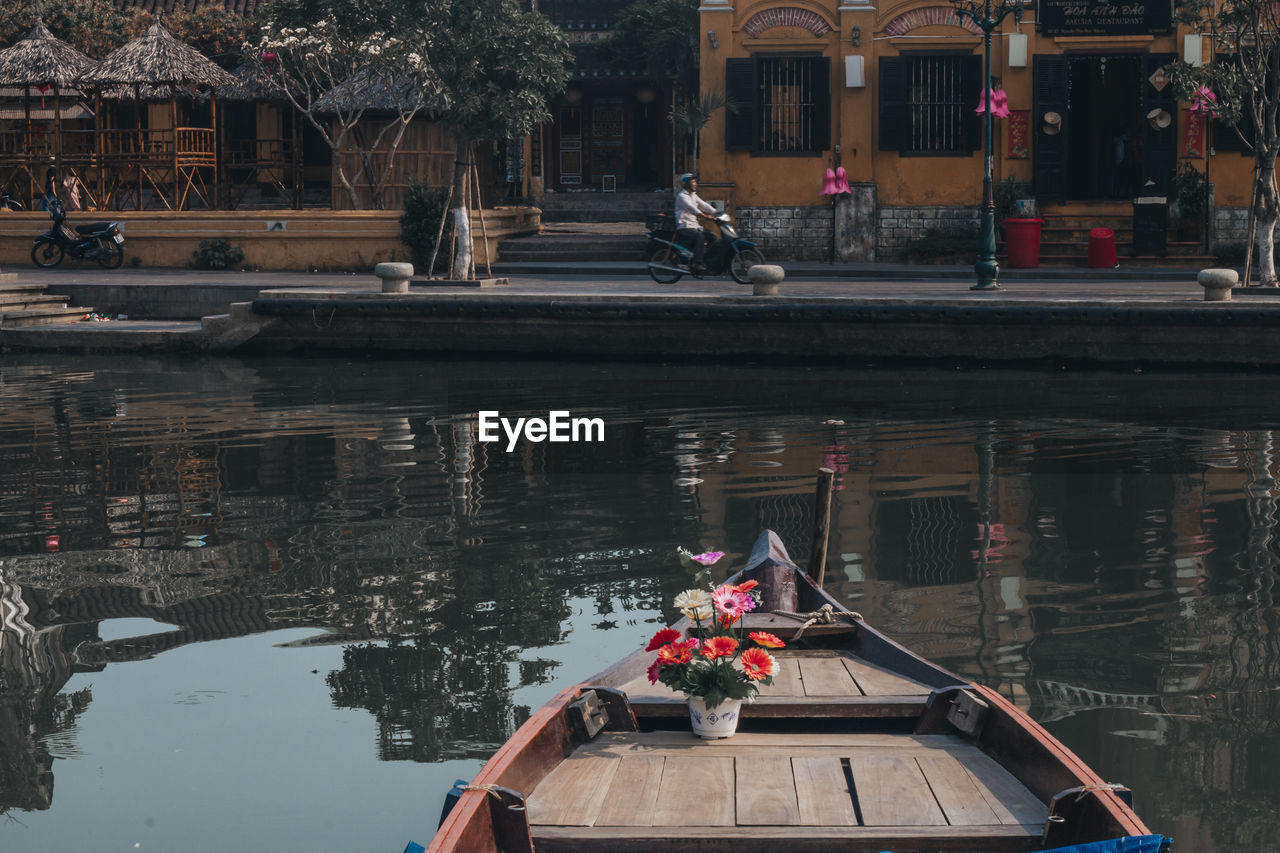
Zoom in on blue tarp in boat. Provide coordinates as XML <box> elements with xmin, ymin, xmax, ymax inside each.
<box><xmin>1035</xmin><ymin>835</ymin><xmax>1172</xmax><ymax>853</ymax></box>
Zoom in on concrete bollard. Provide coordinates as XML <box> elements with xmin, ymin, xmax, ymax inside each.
<box><xmin>1197</xmin><ymin>267</ymin><xmax>1238</xmax><ymax>302</ymax></box>
<box><xmin>375</xmin><ymin>261</ymin><xmax>415</xmax><ymax>293</ymax></box>
<box><xmin>748</xmin><ymin>264</ymin><xmax>785</xmax><ymax>296</ymax></box>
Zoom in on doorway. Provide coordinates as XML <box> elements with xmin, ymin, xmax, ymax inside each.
<box><xmin>1065</xmin><ymin>55</ymin><xmax>1142</xmax><ymax>200</ymax></box>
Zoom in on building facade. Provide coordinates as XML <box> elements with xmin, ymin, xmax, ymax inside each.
<box><xmin>696</xmin><ymin>0</ymin><xmax>1252</xmax><ymax>261</ymax></box>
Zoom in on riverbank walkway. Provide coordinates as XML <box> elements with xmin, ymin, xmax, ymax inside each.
<box><xmin>3</xmin><ymin>262</ymin><xmax>1279</xmax><ymax>365</ymax></box>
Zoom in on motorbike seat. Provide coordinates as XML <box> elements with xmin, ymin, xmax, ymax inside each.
<box><xmin>75</xmin><ymin>222</ymin><xmax>113</xmax><ymax>234</ymax></box>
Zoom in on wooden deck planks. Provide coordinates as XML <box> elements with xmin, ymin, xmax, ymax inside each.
<box><xmin>594</xmin><ymin>756</ymin><xmax>665</xmax><ymax>827</ymax></box>
<box><xmin>798</xmin><ymin>656</ymin><xmax>863</xmax><ymax>696</ymax></box>
<box><xmin>525</xmin><ymin>755</ymin><xmax>621</xmax><ymax>826</ymax></box>
<box><xmin>793</xmin><ymin>756</ymin><xmax>859</xmax><ymax>826</ymax></box>
<box><xmin>651</xmin><ymin>756</ymin><xmax>735</xmax><ymax>826</ymax></box>
<box><xmin>841</xmin><ymin>656</ymin><xmax>932</xmax><ymax>696</ymax></box>
<box><xmin>734</xmin><ymin>756</ymin><xmax>800</xmax><ymax>825</ymax></box>
<box><xmin>755</xmin><ymin>655</ymin><xmax>801</xmax><ymax>697</ymax></box>
<box><xmin>918</xmin><ymin>753</ymin><xmax>1002</xmax><ymax>826</ymax></box>
<box><xmin>849</xmin><ymin>754</ymin><xmax>948</xmax><ymax>826</ymax></box>
<box><xmin>529</xmin><ymin>732</ymin><xmax>1045</xmax><ymax>837</ymax></box>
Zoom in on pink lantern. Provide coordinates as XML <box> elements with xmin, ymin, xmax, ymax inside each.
<box><xmin>975</xmin><ymin>88</ymin><xmax>1011</xmax><ymax>119</ymax></box>
<box><xmin>834</xmin><ymin>166</ymin><xmax>850</xmax><ymax>195</ymax></box>
<box><xmin>820</xmin><ymin>167</ymin><xmax>837</xmax><ymax>195</ymax></box>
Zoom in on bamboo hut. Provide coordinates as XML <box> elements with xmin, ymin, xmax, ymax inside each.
<box><xmin>312</xmin><ymin>71</ymin><xmax>453</xmax><ymax>211</ymax></box>
<box><xmin>216</xmin><ymin>63</ymin><xmax>303</xmax><ymax>209</ymax></box>
<box><xmin>74</xmin><ymin>21</ymin><xmax>234</xmax><ymax>210</ymax></box>
<box><xmin>0</xmin><ymin>21</ymin><xmax>97</xmax><ymax>208</ymax></box>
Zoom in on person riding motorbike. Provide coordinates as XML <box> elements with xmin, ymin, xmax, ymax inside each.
<box><xmin>674</xmin><ymin>173</ymin><xmax>717</xmax><ymax>274</ymax></box>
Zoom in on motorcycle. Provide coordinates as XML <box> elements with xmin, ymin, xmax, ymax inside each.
<box><xmin>646</xmin><ymin>212</ymin><xmax>765</xmax><ymax>284</ymax></box>
<box><xmin>31</xmin><ymin>193</ymin><xmax>124</xmax><ymax>269</ymax></box>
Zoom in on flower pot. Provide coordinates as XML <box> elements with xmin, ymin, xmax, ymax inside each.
<box><xmin>688</xmin><ymin>697</ymin><xmax>742</xmax><ymax>738</ymax></box>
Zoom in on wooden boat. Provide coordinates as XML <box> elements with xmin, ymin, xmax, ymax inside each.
<box><xmin>427</xmin><ymin>531</ymin><xmax>1163</xmax><ymax>853</ymax></box>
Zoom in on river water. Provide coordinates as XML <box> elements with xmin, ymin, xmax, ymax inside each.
<box><xmin>0</xmin><ymin>354</ymin><xmax>1277</xmax><ymax>852</ymax></box>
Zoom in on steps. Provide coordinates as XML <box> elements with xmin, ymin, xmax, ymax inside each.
<box><xmin>1028</xmin><ymin>202</ymin><xmax>1217</xmax><ymax>268</ymax></box>
<box><xmin>497</xmin><ymin>222</ymin><xmax>651</xmax><ymax>263</ymax></box>
<box><xmin>537</xmin><ymin>190</ymin><xmax>671</xmax><ymax>223</ymax></box>
<box><xmin>0</xmin><ymin>280</ymin><xmax>93</xmax><ymax>327</ymax></box>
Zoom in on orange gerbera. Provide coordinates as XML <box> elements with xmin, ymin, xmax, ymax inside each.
<box><xmin>646</xmin><ymin>627</ymin><xmax>683</xmax><ymax>651</ymax></box>
<box><xmin>657</xmin><ymin>642</ymin><xmax>693</xmax><ymax>665</ymax></box>
<box><xmin>720</xmin><ymin>614</ymin><xmax>741</xmax><ymax>629</ymax></box>
<box><xmin>740</xmin><ymin>647</ymin><xmax>776</xmax><ymax>681</ymax></box>
<box><xmin>732</xmin><ymin>579</ymin><xmax>759</xmax><ymax>593</ymax></box>
<box><xmin>701</xmin><ymin>636</ymin><xmax>739</xmax><ymax>659</ymax></box>
<box><xmin>748</xmin><ymin>631</ymin><xmax>785</xmax><ymax>649</ymax></box>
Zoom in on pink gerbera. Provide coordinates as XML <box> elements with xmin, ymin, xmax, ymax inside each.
<box><xmin>689</xmin><ymin>550</ymin><xmax>725</xmax><ymax>565</ymax></box>
<box><xmin>713</xmin><ymin>585</ymin><xmax>756</xmax><ymax>618</ymax></box>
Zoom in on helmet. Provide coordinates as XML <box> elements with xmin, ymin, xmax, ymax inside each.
<box><xmin>679</xmin><ymin>173</ymin><xmax>694</xmax><ymax>188</ymax></box>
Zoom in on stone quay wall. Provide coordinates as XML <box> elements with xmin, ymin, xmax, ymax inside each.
<box><xmin>735</xmin><ymin>205</ymin><xmax>834</xmax><ymax>261</ymax></box>
<box><xmin>876</xmin><ymin>206</ymin><xmax>981</xmax><ymax>260</ymax></box>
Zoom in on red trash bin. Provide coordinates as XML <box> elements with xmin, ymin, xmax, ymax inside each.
<box><xmin>1004</xmin><ymin>218</ymin><xmax>1043</xmax><ymax>268</ymax></box>
<box><xmin>1088</xmin><ymin>227</ymin><xmax>1118</xmax><ymax>268</ymax></box>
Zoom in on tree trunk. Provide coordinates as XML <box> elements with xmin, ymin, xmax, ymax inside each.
<box><xmin>1257</xmin><ymin>162</ymin><xmax>1278</xmax><ymax>286</ymax></box>
<box><xmin>450</xmin><ymin>137</ymin><xmax>472</xmax><ymax>280</ymax></box>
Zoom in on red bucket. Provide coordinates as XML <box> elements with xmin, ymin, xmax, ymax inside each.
<box><xmin>1004</xmin><ymin>218</ymin><xmax>1043</xmax><ymax>269</ymax></box>
<box><xmin>1088</xmin><ymin>227</ymin><xmax>1118</xmax><ymax>268</ymax></box>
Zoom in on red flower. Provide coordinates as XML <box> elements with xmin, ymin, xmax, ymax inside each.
<box><xmin>740</xmin><ymin>647</ymin><xmax>776</xmax><ymax>681</ymax></box>
<box><xmin>646</xmin><ymin>627</ymin><xmax>683</xmax><ymax>651</ymax></box>
<box><xmin>657</xmin><ymin>642</ymin><xmax>693</xmax><ymax>665</ymax></box>
<box><xmin>646</xmin><ymin>659</ymin><xmax>661</xmax><ymax>684</ymax></box>
<box><xmin>701</xmin><ymin>636</ymin><xmax>739</xmax><ymax>659</ymax></box>
<box><xmin>732</xmin><ymin>579</ymin><xmax>759</xmax><ymax>592</ymax></box>
<box><xmin>748</xmin><ymin>631</ymin><xmax>785</xmax><ymax>649</ymax></box>
<box><xmin>720</xmin><ymin>614</ymin><xmax>740</xmax><ymax>629</ymax></box>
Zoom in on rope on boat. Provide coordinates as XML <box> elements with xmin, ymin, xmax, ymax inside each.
<box><xmin>459</xmin><ymin>783</ymin><xmax>505</xmax><ymax>800</ymax></box>
<box><xmin>1071</xmin><ymin>783</ymin><xmax>1129</xmax><ymax>802</ymax></box>
<box><xmin>771</xmin><ymin>603</ymin><xmax>863</xmax><ymax>641</ymax></box>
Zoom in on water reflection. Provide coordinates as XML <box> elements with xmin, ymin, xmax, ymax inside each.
<box><xmin>2</xmin><ymin>356</ymin><xmax>1280</xmax><ymax>850</ymax></box>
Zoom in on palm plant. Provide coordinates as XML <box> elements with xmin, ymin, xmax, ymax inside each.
<box><xmin>670</xmin><ymin>91</ymin><xmax>738</xmax><ymax>177</ymax></box>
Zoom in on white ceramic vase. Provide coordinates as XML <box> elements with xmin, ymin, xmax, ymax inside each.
<box><xmin>688</xmin><ymin>696</ymin><xmax>743</xmax><ymax>738</ymax></box>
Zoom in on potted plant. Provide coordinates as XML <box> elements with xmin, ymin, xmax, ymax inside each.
<box><xmin>643</xmin><ymin>548</ymin><xmax>785</xmax><ymax>738</ymax></box>
<box><xmin>1172</xmin><ymin>163</ymin><xmax>1209</xmax><ymax>242</ymax></box>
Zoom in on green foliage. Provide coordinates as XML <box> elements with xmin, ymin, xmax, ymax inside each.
<box><xmin>191</xmin><ymin>238</ymin><xmax>245</xmax><ymax>270</ymax></box>
<box><xmin>0</xmin><ymin>0</ymin><xmax>129</xmax><ymax>57</ymax></box>
<box><xmin>993</xmin><ymin>176</ymin><xmax>1026</xmax><ymax>225</ymax></box>
<box><xmin>657</xmin><ymin>658</ymin><xmax>758</xmax><ymax>710</ymax></box>
<box><xmin>400</xmin><ymin>180</ymin><xmax>453</xmax><ymax>272</ymax></box>
<box><xmin>598</xmin><ymin>0</ymin><xmax>699</xmax><ymax>81</ymax></box>
<box><xmin>423</xmin><ymin>0</ymin><xmax>572</xmax><ymax>145</ymax></box>
<box><xmin>1172</xmin><ymin>163</ymin><xmax>1209</xmax><ymax>223</ymax></box>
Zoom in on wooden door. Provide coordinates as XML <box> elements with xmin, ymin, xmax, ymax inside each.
<box><xmin>1033</xmin><ymin>55</ymin><xmax>1068</xmax><ymax>202</ymax></box>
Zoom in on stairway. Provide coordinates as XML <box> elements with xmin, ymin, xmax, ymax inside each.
<box><xmin>537</xmin><ymin>189</ymin><xmax>671</xmax><ymax>223</ymax></box>
<box><xmin>1029</xmin><ymin>201</ymin><xmax>1217</xmax><ymax>268</ymax></box>
<box><xmin>0</xmin><ymin>279</ymin><xmax>93</xmax><ymax>327</ymax></box>
<box><xmin>496</xmin><ymin>221</ymin><xmax>651</xmax><ymax>264</ymax></box>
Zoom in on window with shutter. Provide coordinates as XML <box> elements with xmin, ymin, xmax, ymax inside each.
<box><xmin>880</xmin><ymin>53</ymin><xmax>980</xmax><ymax>155</ymax></box>
<box><xmin>727</xmin><ymin>55</ymin><xmax>830</xmax><ymax>155</ymax></box>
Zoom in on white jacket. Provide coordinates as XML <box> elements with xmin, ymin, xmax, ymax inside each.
<box><xmin>675</xmin><ymin>190</ymin><xmax>716</xmax><ymax>230</ymax></box>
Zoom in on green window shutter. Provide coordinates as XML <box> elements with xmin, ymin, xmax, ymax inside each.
<box><xmin>725</xmin><ymin>58</ymin><xmax>756</xmax><ymax>151</ymax></box>
<box><xmin>878</xmin><ymin>56</ymin><xmax>906</xmax><ymax>152</ymax></box>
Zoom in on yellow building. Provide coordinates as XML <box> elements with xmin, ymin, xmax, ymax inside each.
<box><xmin>696</xmin><ymin>0</ymin><xmax>1248</xmax><ymax>261</ymax></box>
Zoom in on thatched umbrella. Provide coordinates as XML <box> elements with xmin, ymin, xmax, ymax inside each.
<box><xmin>74</xmin><ymin>21</ymin><xmax>235</xmax><ymax>209</ymax></box>
<box><xmin>0</xmin><ymin>20</ymin><xmax>97</xmax><ymax>197</ymax></box>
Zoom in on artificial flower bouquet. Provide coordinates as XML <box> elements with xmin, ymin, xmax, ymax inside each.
<box><xmin>643</xmin><ymin>549</ymin><xmax>786</xmax><ymax>711</ymax></box>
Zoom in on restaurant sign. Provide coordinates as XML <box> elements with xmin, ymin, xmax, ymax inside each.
<box><xmin>1038</xmin><ymin>0</ymin><xmax>1173</xmax><ymax>36</ymax></box>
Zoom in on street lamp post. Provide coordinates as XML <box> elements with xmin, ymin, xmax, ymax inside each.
<box><xmin>953</xmin><ymin>0</ymin><xmax>1023</xmax><ymax>291</ymax></box>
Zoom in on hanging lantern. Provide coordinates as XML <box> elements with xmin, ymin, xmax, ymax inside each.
<box><xmin>976</xmin><ymin>88</ymin><xmax>1011</xmax><ymax>119</ymax></box>
<box><xmin>834</xmin><ymin>166</ymin><xmax>851</xmax><ymax>195</ymax></box>
<box><xmin>820</xmin><ymin>167</ymin><xmax>837</xmax><ymax>195</ymax></box>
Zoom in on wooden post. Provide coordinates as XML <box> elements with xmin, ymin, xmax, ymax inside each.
<box><xmin>808</xmin><ymin>467</ymin><xmax>835</xmax><ymax>586</ymax></box>
<box><xmin>170</xmin><ymin>96</ymin><xmax>179</xmax><ymax>209</ymax></box>
<box><xmin>211</xmin><ymin>92</ymin><xmax>220</xmax><ymax>209</ymax></box>
<box><xmin>472</xmin><ymin>159</ymin><xmax>492</xmax><ymax>278</ymax></box>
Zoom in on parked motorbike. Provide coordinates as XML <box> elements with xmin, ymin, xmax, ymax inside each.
<box><xmin>0</xmin><ymin>190</ymin><xmax>22</xmax><ymax>211</ymax></box>
<box><xmin>31</xmin><ymin>193</ymin><xmax>124</xmax><ymax>269</ymax></box>
<box><xmin>646</xmin><ymin>212</ymin><xmax>764</xmax><ymax>284</ymax></box>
